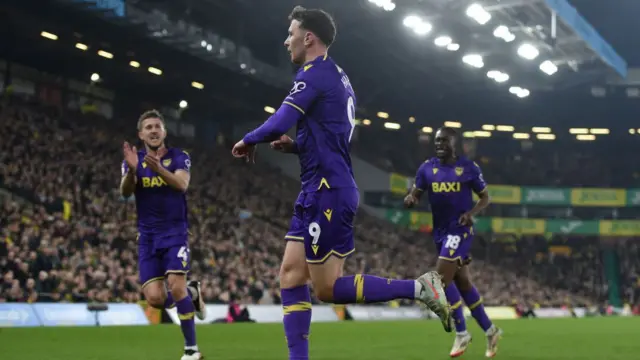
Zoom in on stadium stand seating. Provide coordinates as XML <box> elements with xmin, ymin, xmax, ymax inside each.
<box><xmin>0</xmin><ymin>96</ymin><xmax>635</xmax><ymax>310</ymax></box>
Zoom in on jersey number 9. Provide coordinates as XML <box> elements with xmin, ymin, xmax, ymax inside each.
<box><xmin>347</xmin><ymin>96</ymin><xmax>355</xmax><ymax>142</ymax></box>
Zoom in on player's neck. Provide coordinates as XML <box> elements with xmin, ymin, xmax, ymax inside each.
<box><xmin>304</xmin><ymin>46</ymin><xmax>328</xmax><ymax>64</ymax></box>
<box><xmin>145</xmin><ymin>144</ymin><xmax>166</xmax><ymax>156</ymax></box>
<box><xmin>441</xmin><ymin>155</ymin><xmax>457</xmax><ymax>165</ymax></box>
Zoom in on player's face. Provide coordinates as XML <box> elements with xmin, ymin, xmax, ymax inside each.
<box><xmin>138</xmin><ymin>117</ymin><xmax>166</xmax><ymax>150</ymax></box>
<box><xmin>284</xmin><ymin>20</ymin><xmax>307</xmax><ymax>65</ymax></box>
<box><xmin>434</xmin><ymin>130</ymin><xmax>455</xmax><ymax>159</ymax></box>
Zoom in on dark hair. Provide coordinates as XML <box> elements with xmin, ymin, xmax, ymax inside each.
<box><xmin>137</xmin><ymin>109</ymin><xmax>165</xmax><ymax>131</ymax></box>
<box><xmin>289</xmin><ymin>6</ymin><xmax>337</xmax><ymax>47</ymax></box>
<box><xmin>437</xmin><ymin>126</ymin><xmax>458</xmax><ymax>138</ymax></box>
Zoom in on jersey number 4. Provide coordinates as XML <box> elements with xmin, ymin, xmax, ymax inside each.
<box><xmin>177</xmin><ymin>246</ymin><xmax>190</xmax><ymax>262</ymax></box>
<box><xmin>347</xmin><ymin>96</ymin><xmax>355</xmax><ymax>142</ymax></box>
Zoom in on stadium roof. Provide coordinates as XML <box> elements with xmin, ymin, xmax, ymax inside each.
<box><xmin>4</xmin><ymin>0</ymin><xmax>640</xmax><ymax>130</ymax></box>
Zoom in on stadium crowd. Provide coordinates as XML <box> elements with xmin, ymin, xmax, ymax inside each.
<box><xmin>0</xmin><ymin>96</ymin><xmax>633</xmax><ymax>311</ymax></box>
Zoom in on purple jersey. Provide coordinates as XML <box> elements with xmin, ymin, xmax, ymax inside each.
<box><xmin>121</xmin><ymin>147</ymin><xmax>191</xmax><ymax>241</ymax></box>
<box><xmin>286</xmin><ymin>56</ymin><xmax>357</xmax><ymax>192</ymax></box>
<box><xmin>244</xmin><ymin>55</ymin><xmax>357</xmax><ymax>193</ymax></box>
<box><xmin>414</xmin><ymin>156</ymin><xmax>487</xmax><ymax>237</ymax></box>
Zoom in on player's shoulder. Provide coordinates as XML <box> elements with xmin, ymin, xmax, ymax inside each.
<box><xmin>457</xmin><ymin>156</ymin><xmax>482</xmax><ymax>171</ymax></box>
<box><xmin>168</xmin><ymin>147</ymin><xmax>190</xmax><ymax>158</ymax></box>
<box><xmin>295</xmin><ymin>55</ymin><xmax>343</xmax><ymax>82</ymax></box>
<box><xmin>418</xmin><ymin>157</ymin><xmax>437</xmax><ymax>172</ymax></box>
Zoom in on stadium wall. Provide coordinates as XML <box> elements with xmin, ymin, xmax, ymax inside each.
<box><xmin>2</xmin><ymin>303</ymin><xmax>631</xmax><ymax>327</ymax></box>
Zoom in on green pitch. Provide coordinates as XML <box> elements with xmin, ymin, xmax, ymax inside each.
<box><xmin>1</xmin><ymin>317</ymin><xmax>638</xmax><ymax>359</ymax></box>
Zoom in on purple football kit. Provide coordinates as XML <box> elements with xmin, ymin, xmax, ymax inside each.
<box><xmin>243</xmin><ymin>55</ymin><xmax>359</xmax><ymax>263</ymax></box>
<box><xmin>414</xmin><ymin>156</ymin><xmax>487</xmax><ymax>264</ymax></box>
<box><xmin>122</xmin><ymin>147</ymin><xmax>192</xmax><ymax>286</ymax></box>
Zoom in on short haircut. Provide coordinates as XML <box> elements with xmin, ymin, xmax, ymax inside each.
<box><xmin>437</xmin><ymin>126</ymin><xmax>458</xmax><ymax>138</ymax></box>
<box><xmin>137</xmin><ymin>109</ymin><xmax>165</xmax><ymax>131</ymax></box>
<box><xmin>288</xmin><ymin>6</ymin><xmax>337</xmax><ymax>47</ymax></box>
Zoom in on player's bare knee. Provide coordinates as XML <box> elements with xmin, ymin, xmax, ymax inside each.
<box><xmin>454</xmin><ymin>267</ymin><xmax>473</xmax><ymax>291</ymax></box>
<box><xmin>311</xmin><ymin>280</ymin><xmax>335</xmax><ymax>303</ymax></box>
<box><xmin>436</xmin><ymin>260</ymin><xmax>458</xmax><ymax>286</ymax></box>
<box><xmin>167</xmin><ymin>274</ymin><xmax>188</xmax><ymax>300</ymax></box>
<box><xmin>144</xmin><ymin>290</ymin><xmax>166</xmax><ymax>309</ymax></box>
<box><xmin>279</xmin><ymin>262</ymin><xmax>308</xmax><ymax>289</ymax></box>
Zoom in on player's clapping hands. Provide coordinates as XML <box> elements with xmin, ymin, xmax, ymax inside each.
<box><xmin>143</xmin><ymin>148</ymin><xmax>167</xmax><ymax>172</ymax></box>
<box><xmin>123</xmin><ymin>142</ymin><xmax>138</xmax><ymax>170</ymax></box>
<box><xmin>270</xmin><ymin>135</ymin><xmax>296</xmax><ymax>153</ymax></box>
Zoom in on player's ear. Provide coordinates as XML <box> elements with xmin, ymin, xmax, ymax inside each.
<box><xmin>304</xmin><ymin>31</ymin><xmax>313</xmax><ymax>46</ymax></box>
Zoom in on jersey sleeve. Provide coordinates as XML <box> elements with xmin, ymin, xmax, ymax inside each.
<box><xmin>414</xmin><ymin>162</ymin><xmax>430</xmax><ymax>191</ymax></box>
<box><xmin>282</xmin><ymin>67</ymin><xmax>323</xmax><ymax>115</ymax></box>
<box><xmin>174</xmin><ymin>150</ymin><xmax>192</xmax><ymax>173</ymax></box>
<box><xmin>470</xmin><ymin>161</ymin><xmax>487</xmax><ymax>193</ymax></box>
<box><xmin>121</xmin><ymin>160</ymin><xmax>129</xmax><ymax>177</ymax></box>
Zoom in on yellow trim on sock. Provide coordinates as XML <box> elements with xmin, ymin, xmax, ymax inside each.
<box><xmin>354</xmin><ymin>274</ymin><xmax>365</xmax><ymax>303</ymax></box>
<box><xmin>283</xmin><ymin>301</ymin><xmax>312</xmax><ymax>315</ymax></box>
<box><xmin>468</xmin><ymin>297</ymin><xmax>484</xmax><ymax>310</ymax></box>
<box><xmin>451</xmin><ymin>300</ymin><xmax>463</xmax><ymax>310</ymax></box>
<box><xmin>178</xmin><ymin>312</ymin><xmax>195</xmax><ymax>320</ymax></box>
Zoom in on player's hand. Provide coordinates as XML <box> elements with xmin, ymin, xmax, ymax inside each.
<box><xmin>404</xmin><ymin>194</ymin><xmax>418</xmax><ymax>208</ymax></box>
<box><xmin>459</xmin><ymin>212</ymin><xmax>474</xmax><ymax>226</ymax></box>
<box><xmin>123</xmin><ymin>142</ymin><xmax>138</xmax><ymax>170</ymax></box>
<box><xmin>270</xmin><ymin>135</ymin><xmax>296</xmax><ymax>153</ymax></box>
<box><xmin>232</xmin><ymin>140</ymin><xmax>256</xmax><ymax>163</ymax></box>
<box><xmin>144</xmin><ymin>153</ymin><xmax>162</xmax><ymax>172</ymax></box>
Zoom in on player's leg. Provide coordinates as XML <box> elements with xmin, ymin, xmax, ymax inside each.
<box><xmin>446</xmin><ymin>283</ymin><xmax>472</xmax><ymax>357</ymax></box>
<box><xmin>165</xmin><ymin>244</ymin><xmax>201</xmax><ymax>360</ymax></box>
<box><xmin>280</xmin><ymin>192</ymin><xmax>312</xmax><ymax>360</ymax></box>
<box><xmin>139</xmin><ymin>235</ymin><xmax>172</xmax><ymax>309</ymax></box>
<box><xmin>455</xmin><ymin>265</ymin><xmax>502</xmax><ymax>358</ymax></box>
<box><xmin>304</xmin><ymin>188</ymin><xmax>450</xmax><ymax>330</ymax></box>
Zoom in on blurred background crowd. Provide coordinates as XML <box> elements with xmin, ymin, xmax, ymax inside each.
<box><xmin>1</xmin><ymin>96</ymin><xmax>638</xmax><ymax>314</ymax></box>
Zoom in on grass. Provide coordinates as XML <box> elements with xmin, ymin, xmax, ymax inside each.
<box><xmin>1</xmin><ymin>317</ymin><xmax>638</xmax><ymax>359</ymax></box>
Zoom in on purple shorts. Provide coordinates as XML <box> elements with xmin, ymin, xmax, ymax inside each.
<box><xmin>138</xmin><ymin>233</ymin><xmax>190</xmax><ymax>287</ymax></box>
<box><xmin>285</xmin><ymin>188</ymin><xmax>359</xmax><ymax>264</ymax></box>
<box><xmin>434</xmin><ymin>227</ymin><xmax>473</xmax><ymax>265</ymax></box>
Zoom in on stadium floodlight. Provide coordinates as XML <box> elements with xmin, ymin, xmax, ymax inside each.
<box><xmin>493</xmin><ymin>25</ymin><xmax>515</xmax><ymax>42</ymax></box>
<box><xmin>629</xmin><ymin>129</ymin><xmax>636</xmax><ymax>135</ymax></box>
<box><xmin>363</xmin><ymin>119</ymin><xmax>371</xmax><ymax>125</ymax></box>
<box><xmin>206</xmin><ymin>44</ymin><xmax>213</xmax><ymax>52</ymax></box>
<box><xmin>513</xmin><ymin>133</ymin><xmax>530</xmax><ymax>139</ymax></box>
<box><xmin>569</xmin><ymin>128</ymin><xmax>589</xmax><ymax>134</ymax></box>
<box><xmin>90</xmin><ymin>73</ymin><xmax>100</xmax><ymax>82</ymax></box>
<box><xmin>590</xmin><ymin>128</ymin><xmax>610</xmax><ymax>135</ymax></box>
<box><xmin>403</xmin><ymin>15</ymin><xmax>432</xmax><ymax>36</ymax></box>
<box><xmin>497</xmin><ymin>125</ymin><xmax>515</xmax><ymax>132</ymax></box>
<box><xmin>384</xmin><ymin>122</ymin><xmax>401</xmax><ymax>130</ymax></box>
<box><xmin>75</xmin><ymin>43</ymin><xmax>88</xmax><ymax>51</ymax></box>
<box><xmin>200</xmin><ymin>40</ymin><xmax>207</xmax><ymax>48</ymax></box>
<box><xmin>129</xmin><ymin>61</ymin><xmax>140</xmax><ymax>68</ymax></box>
<box><xmin>444</xmin><ymin>121</ymin><xmax>462</xmax><ymax>128</ymax></box>
<box><xmin>41</xmin><ymin>31</ymin><xmax>58</xmax><ymax>40</ymax></box>
<box><xmin>447</xmin><ymin>43</ymin><xmax>460</xmax><ymax>51</ymax></box>
<box><xmin>473</xmin><ymin>131</ymin><xmax>492</xmax><ymax>137</ymax></box>
<box><xmin>434</xmin><ymin>36</ymin><xmax>452</xmax><ymax>47</ymax></box>
<box><xmin>422</xmin><ymin>126</ymin><xmax>433</xmax><ymax>133</ymax></box>
<box><xmin>517</xmin><ymin>43</ymin><xmax>539</xmax><ymax>60</ymax></box>
<box><xmin>179</xmin><ymin>100</ymin><xmax>188</xmax><ymax>109</ymax></box>
<box><xmin>148</xmin><ymin>67</ymin><xmax>163</xmax><ymax>76</ymax></box>
<box><xmin>463</xmin><ymin>131</ymin><xmax>475</xmax><ymax>138</ymax></box>
<box><xmin>576</xmin><ymin>134</ymin><xmax>596</xmax><ymax>141</ymax></box>
<box><xmin>466</xmin><ymin>4</ymin><xmax>491</xmax><ymax>25</ymax></box>
<box><xmin>539</xmin><ymin>60</ymin><xmax>558</xmax><ymax>75</ymax></box>
<box><xmin>462</xmin><ymin>54</ymin><xmax>484</xmax><ymax>68</ymax></box>
<box><xmin>482</xmin><ymin>124</ymin><xmax>495</xmax><ymax>131</ymax></box>
<box><xmin>97</xmin><ymin>50</ymin><xmax>113</xmax><ymax>59</ymax></box>
<box><xmin>264</xmin><ymin>106</ymin><xmax>276</xmax><ymax>114</ymax></box>
<box><xmin>369</xmin><ymin>0</ymin><xmax>396</xmax><ymax>12</ymax></box>
<box><xmin>536</xmin><ymin>134</ymin><xmax>556</xmax><ymax>140</ymax></box>
<box><xmin>191</xmin><ymin>81</ymin><xmax>204</xmax><ymax>90</ymax></box>
<box><xmin>509</xmin><ymin>86</ymin><xmax>530</xmax><ymax>98</ymax></box>
<box><xmin>409</xmin><ymin>116</ymin><xmax>416</xmax><ymax>123</ymax></box>
<box><xmin>532</xmin><ymin>127</ymin><xmax>551</xmax><ymax>133</ymax></box>
<box><xmin>377</xmin><ymin>111</ymin><xmax>389</xmax><ymax>119</ymax></box>
<box><xmin>487</xmin><ymin>70</ymin><xmax>509</xmax><ymax>83</ymax></box>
